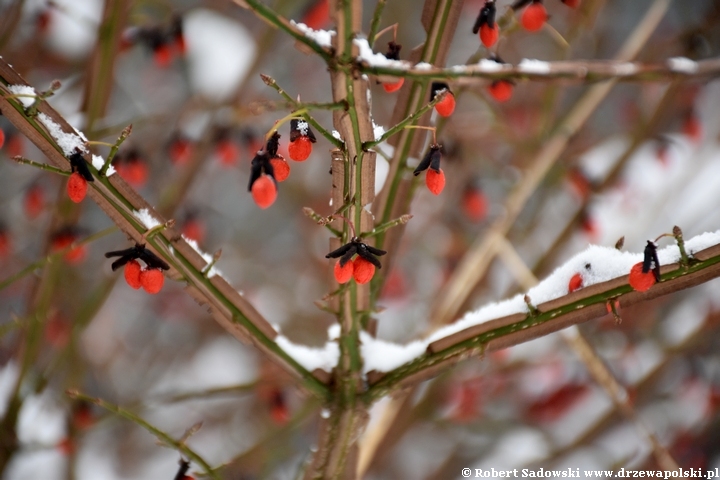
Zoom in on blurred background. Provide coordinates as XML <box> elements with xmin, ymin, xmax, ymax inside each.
<box><xmin>1</xmin><ymin>0</ymin><xmax>720</xmax><ymax>478</ymax></box>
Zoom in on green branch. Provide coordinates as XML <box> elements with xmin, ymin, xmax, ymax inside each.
<box><xmin>67</xmin><ymin>390</ymin><xmax>220</xmax><ymax>480</ymax></box>
<box><xmin>362</xmin><ymin>93</ymin><xmax>444</xmax><ymax>150</ymax></box>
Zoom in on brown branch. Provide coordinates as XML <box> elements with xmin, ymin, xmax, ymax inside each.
<box><xmin>365</xmin><ymin>241</ymin><xmax>720</xmax><ymax>400</ymax></box>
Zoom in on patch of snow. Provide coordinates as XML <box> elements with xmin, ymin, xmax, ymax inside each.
<box><xmin>291</xmin><ymin>20</ymin><xmax>335</xmax><ymax>48</ymax></box>
<box><xmin>613</xmin><ymin>62</ymin><xmax>638</xmax><ymax>76</ymax></box>
<box><xmin>414</xmin><ymin>62</ymin><xmax>433</xmax><ymax>70</ymax></box>
<box><xmin>38</xmin><ymin>113</ymin><xmax>88</xmax><ymax>156</ymax></box>
<box><xmin>518</xmin><ymin>59</ymin><xmax>551</xmax><ymax>74</ymax></box>
<box><xmin>297</xmin><ymin>120</ymin><xmax>309</xmax><ymax>136</ymax></box>
<box><xmin>185</xmin><ymin>9</ymin><xmax>256</xmax><ymax>103</ymax></box>
<box><xmin>133</xmin><ymin>208</ymin><xmax>162</xmax><ymax>230</ymax></box>
<box><xmin>183</xmin><ymin>236</ymin><xmax>213</xmax><ymax>263</ymax></box>
<box><xmin>43</xmin><ymin>0</ymin><xmax>102</xmax><ymax>60</ymax></box>
<box><xmin>375</xmin><ymin>154</ymin><xmax>389</xmax><ymax>195</ymax></box>
<box><xmin>361</xmin><ymin>332</ymin><xmax>426</xmax><ymax>373</ymax></box>
<box><xmin>667</xmin><ymin>57</ymin><xmax>698</xmax><ymax>74</ymax></box>
<box><xmin>321</xmin><ymin>409</ymin><xmax>331</xmax><ymax>418</ymax></box>
<box><xmin>372</xmin><ymin>121</ymin><xmax>385</xmax><ymax>141</ymax></box>
<box><xmin>7</xmin><ymin>85</ymin><xmax>37</xmax><ymax>108</ymax></box>
<box><xmin>353</xmin><ymin>38</ymin><xmax>407</xmax><ymax>69</ymax></box>
<box><xmin>276</xmin><ymin>335</ymin><xmax>339</xmax><ymax>372</ymax></box>
<box><xmin>91</xmin><ymin>154</ymin><xmax>115</xmax><ymax>176</ymax></box>
<box><xmin>332</xmin><ymin>130</ymin><xmax>343</xmax><ymax>141</ymax></box>
<box><xmin>477</xmin><ymin>59</ymin><xmax>504</xmax><ymax>72</ymax></box>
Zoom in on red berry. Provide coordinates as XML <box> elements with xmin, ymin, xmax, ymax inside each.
<box><xmin>479</xmin><ymin>23</ymin><xmax>499</xmax><ymax>48</ymax></box>
<box><xmin>5</xmin><ymin>133</ymin><xmax>24</xmax><ymax>158</ymax></box>
<box><xmin>288</xmin><ymin>136</ymin><xmax>313</xmax><ymax>162</ymax></box>
<box><xmin>0</xmin><ymin>231</ymin><xmax>10</xmax><ymax>257</ymax></box>
<box><xmin>353</xmin><ymin>257</ymin><xmax>375</xmax><ymax>284</ymax></box>
<box><xmin>382</xmin><ymin>78</ymin><xmax>404</xmax><ymax>93</ymax></box>
<box><xmin>682</xmin><ymin>114</ymin><xmax>702</xmax><ymax>142</ymax></box>
<box><xmin>140</xmin><ymin>268</ymin><xmax>164</xmax><ymax>294</ymax></box>
<box><xmin>488</xmin><ymin>80</ymin><xmax>513</xmax><ymax>102</ymax></box>
<box><xmin>628</xmin><ymin>262</ymin><xmax>656</xmax><ymax>292</ymax></box>
<box><xmin>462</xmin><ymin>188</ymin><xmax>488</xmax><ymax>222</ymax></box>
<box><xmin>51</xmin><ymin>234</ymin><xmax>85</xmax><ymax>263</ymax></box>
<box><xmin>521</xmin><ymin>3</ymin><xmax>547</xmax><ymax>32</ymax></box>
<box><xmin>215</xmin><ymin>139</ymin><xmax>240</xmax><ymax>166</ymax></box>
<box><xmin>57</xmin><ymin>437</ymin><xmax>74</xmax><ymax>456</ymax></box>
<box><xmin>425</xmin><ymin>168</ymin><xmax>446</xmax><ymax>195</ymax></box>
<box><xmin>44</xmin><ymin>314</ymin><xmax>70</xmax><ymax>349</ymax></box>
<box><xmin>302</xmin><ymin>0</ymin><xmax>330</xmax><ymax>29</ymax></box>
<box><xmin>251</xmin><ymin>175</ymin><xmax>277</xmax><ymax>209</ymax></box>
<box><xmin>72</xmin><ymin>403</ymin><xmax>95</xmax><ymax>430</ymax></box>
<box><xmin>181</xmin><ymin>218</ymin><xmax>205</xmax><ymax>244</ymax></box>
<box><xmin>270</xmin><ymin>156</ymin><xmax>290</xmax><ymax>182</ymax></box>
<box><xmin>116</xmin><ymin>159</ymin><xmax>148</xmax><ymax>187</ymax></box>
<box><xmin>568</xmin><ymin>272</ymin><xmax>583</xmax><ymax>293</ymax></box>
<box><xmin>67</xmin><ymin>172</ymin><xmax>88</xmax><ymax>203</ymax></box>
<box><xmin>170</xmin><ymin>138</ymin><xmax>193</xmax><ymax>165</ymax></box>
<box><xmin>334</xmin><ymin>260</ymin><xmax>354</xmax><ymax>284</ymax></box>
<box><xmin>0</xmin><ymin>128</ymin><xmax>5</xmax><ymax>149</ymax></box>
<box><xmin>435</xmin><ymin>92</ymin><xmax>456</xmax><ymax>117</ymax></box>
<box><xmin>65</xmin><ymin>245</ymin><xmax>86</xmax><ymax>263</ymax></box>
<box><xmin>24</xmin><ymin>184</ymin><xmax>45</xmax><ymax>219</ymax></box>
<box><xmin>153</xmin><ymin>44</ymin><xmax>173</xmax><ymax>67</ymax></box>
<box><xmin>124</xmin><ymin>260</ymin><xmax>143</xmax><ymax>290</ymax></box>
<box><xmin>562</xmin><ymin>0</ymin><xmax>580</xmax><ymax>7</ymax></box>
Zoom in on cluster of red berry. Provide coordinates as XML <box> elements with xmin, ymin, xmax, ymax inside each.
<box><xmin>121</xmin><ymin>16</ymin><xmax>186</xmax><ymax>68</ymax></box>
<box><xmin>326</xmin><ymin>238</ymin><xmax>388</xmax><ymax>284</ymax></box>
<box><xmin>247</xmin><ymin>119</ymin><xmax>317</xmax><ymax>209</ymax></box>
<box><xmin>105</xmin><ymin>243</ymin><xmax>170</xmax><ymax>294</ymax></box>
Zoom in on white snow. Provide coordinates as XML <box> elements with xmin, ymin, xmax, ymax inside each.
<box><xmin>613</xmin><ymin>62</ymin><xmax>638</xmax><ymax>76</ymax></box>
<box><xmin>182</xmin><ymin>236</ymin><xmax>223</xmax><ymax>278</ymax></box>
<box><xmin>7</xmin><ymin>84</ymin><xmax>37</xmax><ymax>108</ymax></box>
<box><xmin>42</xmin><ymin>0</ymin><xmax>103</xmax><ymax>60</ymax></box>
<box><xmin>518</xmin><ymin>59</ymin><xmax>552</xmax><ymax>74</ymax></box>
<box><xmin>291</xmin><ymin>20</ymin><xmax>335</xmax><ymax>48</ymax></box>
<box><xmin>353</xmin><ymin>38</ymin><xmax>407</xmax><ymax>69</ymax></box>
<box><xmin>372</xmin><ymin>121</ymin><xmax>385</xmax><ymax>141</ymax></box>
<box><xmin>332</xmin><ymin>130</ymin><xmax>343</xmax><ymax>141</ymax></box>
<box><xmin>361</xmin><ymin>331</ymin><xmax>425</xmax><ymax>373</ymax></box>
<box><xmin>185</xmin><ymin>9</ymin><xmax>256</xmax><ymax>103</ymax></box>
<box><xmin>276</xmin><ymin>335</ymin><xmax>339</xmax><ymax>372</ymax></box>
<box><xmin>38</xmin><ymin>113</ymin><xmax>88</xmax><ymax>156</ymax></box>
<box><xmin>667</xmin><ymin>56</ymin><xmax>698</xmax><ymax>74</ymax></box>
<box><xmin>132</xmin><ymin>208</ymin><xmax>162</xmax><ymax>230</ymax></box>
<box><xmin>477</xmin><ymin>59</ymin><xmax>505</xmax><ymax>72</ymax></box>
<box><xmin>297</xmin><ymin>120</ymin><xmax>309</xmax><ymax>136</ymax></box>
<box><xmin>91</xmin><ymin>154</ymin><xmax>115</xmax><ymax>176</ymax></box>
<box><xmin>414</xmin><ymin>62</ymin><xmax>433</xmax><ymax>70</ymax></box>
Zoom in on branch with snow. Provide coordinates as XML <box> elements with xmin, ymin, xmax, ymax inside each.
<box><xmin>358</xmin><ymin>56</ymin><xmax>720</xmax><ymax>85</ymax></box>
<box><xmin>364</xmin><ymin>233</ymin><xmax>720</xmax><ymax>400</ymax></box>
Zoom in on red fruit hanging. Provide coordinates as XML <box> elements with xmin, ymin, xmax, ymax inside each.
<box><xmin>115</xmin><ymin>149</ymin><xmax>148</xmax><ymax>187</ymax></box>
<box><xmin>381</xmin><ymin>42</ymin><xmax>404</xmax><ymax>92</ymax></box>
<box><xmin>561</xmin><ymin>0</ymin><xmax>580</xmax><ymax>7</ymax></box>
<box><xmin>301</xmin><ymin>0</ymin><xmax>330</xmax><ymax>29</ymax></box>
<box><xmin>251</xmin><ymin>175</ymin><xmax>277</xmax><ymax>209</ymax></box>
<box><xmin>67</xmin><ymin>172</ymin><xmax>87</xmax><ymax>203</ymax></box>
<box><xmin>124</xmin><ymin>260</ymin><xmax>143</xmax><ymax>289</ymax></box>
<box><xmin>66</xmin><ymin>151</ymin><xmax>94</xmax><ymax>203</ymax></box>
<box><xmin>382</xmin><ymin>78</ymin><xmax>404</xmax><ymax>93</ymax></box>
<box><xmin>682</xmin><ymin>112</ymin><xmax>702</xmax><ymax>142</ymax></box>
<box><xmin>5</xmin><ymin>133</ymin><xmax>24</xmax><ymax>158</ymax></box>
<box><xmin>24</xmin><ymin>183</ymin><xmax>45</xmax><ymax>219</ymax></box>
<box><xmin>51</xmin><ymin>228</ymin><xmax>86</xmax><ymax>264</ymax></box>
<box><xmin>431</xmin><ymin>82</ymin><xmax>456</xmax><ymax>117</ymax></box>
<box><xmin>333</xmin><ymin>259</ymin><xmax>354</xmax><ymax>284</ymax></box>
<box><xmin>72</xmin><ymin>402</ymin><xmax>95</xmax><ymax>430</ymax></box>
<box><xmin>269</xmin><ymin>389</ymin><xmax>290</xmax><ymax>424</ymax></box>
<box><xmin>628</xmin><ymin>263</ymin><xmax>655</xmax><ymax>292</ymax></box>
<box><xmin>353</xmin><ymin>256</ymin><xmax>375</xmax><ymax>284</ymax></box>
<box><xmin>140</xmin><ymin>268</ymin><xmax>165</xmax><ymax>294</ymax></box>
<box><xmin>169</xmin><ymin>136</ymin><xmax>193</xmax><ymax>165</ymax></box>
<box><xmin>568</xmin><ymin>272</ymin><xmax>583</xmax><ymax>293</ymax></box>
<box><xmin>414</xmin><ymin>144</ymin><xmax>445</xmax><ymax>195</ymax></box>
<box><xmin>425</xmin><ymin>169</ymin><xmax>445</xmax><ymax>195</ymax></box>
<box><xmin>0</xmin><ymin>128</ymin><xmax>5</xmax><ymax>149</ymax></box>
<box><xmin>473</xmin><ymin>1</ymin><xmax>499</xmax><ymax>48</ymax></box>
<box><xmin>628</xmin><ymin>241</ymin><xmax>660</xmax><ymax>292</ymax></box>
<box><xmin>181</xmin><ymin>215</ymin><xmax>206</xmax><ymax>244</ymax></box>
<box><xmin>520</xmin><ymin>1</ymin><xmax>548</xmax><ymax>32</ymax></box>
<box><xmin>215</xmin><ymin>138</ymin><xmax>240</xmax><ymax>166</ymax></box>
<box><xmin>270</xmin><ymin>156</ymin><xmax>290</xmax><ymax>182</ymax></box>
<box><xmin>288</xmin><ymin>119</ymin><xmax>317</xmax><ymax>162</ymax></box>
<box><xmin>488</xmin><ymin>80</ymin><xmax>513</xmax><ymax>102</ymax></box>
<box><xmin>0</xmin><ymin>228</ymin><xmax>9</xmax><ymax>257</ymax></box>
<box><xmin>462</xmin><ymin>186</ymin><xmax>488</xmax><ymax>222</ymax></box>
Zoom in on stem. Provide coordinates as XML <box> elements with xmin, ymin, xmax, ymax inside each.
<box><xmin>13</xmin><ymin>156</ymin><xmax>71</xmax><ymax>176</ymax></box>
<box><xmin>66</xmin><ymin>391</ymin><xmax>221</xmax><ymax>480</ymax></box>
<box><xmin>359</xmin><ymin>214</ymin><xmax>412</xmax><ymax>238</ymax></box>
<box><xmin>101</xmin><ymin>124</ymin><xmax>132</xmax><ymax>176</ymax></box>
<box><xmin>362</xmin><ymin>94</ymin><xmax>443</xmax><ymax>150</ymax></box>
<box><xmin>261</xmin><ymin>74</ymin><xmax>344</xmax><ymax>148</ymax></box>
<box><xmin>302</xmin><ymin>207</ymin><xmax>342</xmax><ymax>237</ymax></box>
<box><xmin>367</xmin><ymin>0</ymin><xmax>388</xmax><ymax>47</ymax></box>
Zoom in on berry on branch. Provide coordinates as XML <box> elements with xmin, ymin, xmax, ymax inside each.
<box><xmin>473</xmin><ymin>1</ymin><xmax>499</xmax><ymax>48</ymax></box>
<box><xmin>414</xmin><ymin>144</ymin><xmax>445</xmax><ymax>195</ymax></box>
<box><xmin>326</xmin><ymin>238</ymin><xmax>387</xmax><ymax>284</ymax></box>
<box><xmin>67</xmin><ymin>150</ymin><xmax>94</xmax><ymax>203</ymax></box>
<box><xmin>431</xmin><ymin>82</ymin><xmax>456</xmax><ymax>117</ymax></box>
<box><xmin>381</xmin><ymin>41</ymin><xmax>404</xmax><ymax>93</ymax></box>
<box><xmin>513</xmin><ymin>0</ymin><xmax>548</xmax><ymax>32</ymax></box>
<box><xmin>288</xmin><ymin>119</ymin><xmax>317</xmax><ymax>162</ymax></box>
<box><xmin>628</xmin><ymin>241</ymin><xmax>660</xmax><ymax>292</ymax></box>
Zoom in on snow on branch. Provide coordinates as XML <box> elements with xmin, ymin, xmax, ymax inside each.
<box><xmin>362</xmin><ymin>231</ymin><xmax>720</xmax><ymax>398</ymax></box>
<box><xmin>358</xmin><ymin>56</ymin><xmax>720</xmax><ymax>85</ymax></box>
